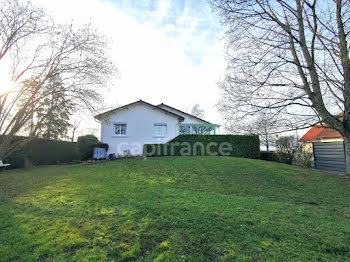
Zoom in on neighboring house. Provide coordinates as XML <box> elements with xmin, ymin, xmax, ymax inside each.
<box><xmin>299</xmin><ymin>125</ymin><xmax>342</xmax><ymax>153</ymax></box>
<box><xmin>94</xmin><ymin>100</ymin><xmax>219</xmax><ymax>156</ymax></box>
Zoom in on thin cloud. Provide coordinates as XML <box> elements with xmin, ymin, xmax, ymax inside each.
<box><xmin>32</xmin><ymin>0</ymin><xmax>227</xmax><ymax>136</ymax></box>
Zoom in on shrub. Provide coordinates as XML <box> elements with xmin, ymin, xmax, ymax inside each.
<box><xmin>261</xmin><ymin>150</ymin><xmax>313</xmax><ymax>167</ymax></box>
<box><xmin>295</xmin><ymin>152</ymin><xmax>314</xmax><ymax>168</ymax></box>
<box><xmin>144</xmin><ymin>135</ymin><xmax>260</xmax><ymax>159</ymax></box>
<box><xmin>2</xmin><ymin>136</ymin><xmax>79</xmax><ymax>168</ymax></box>
<box><xmin>275</xmin><ymin>136</ymin><xmax>300</xmax><ymax>165</ymax></box>
<box><xmin>260</xmin><ymin>151</ymin><xmax>278</xmax><ymax>162</ymax></box>
<box><xmin>275</xmin><ymin>135</ymin><xmax>299</xmax><ymax>153</ymax></box>
<box><xmin>276</xmin><ymin>151</ymin><xmax>295</xmax><ymax>164</ymax></box>
<box><xmin>77</xmin><ymin>135</ymin><xmax>99</xmax><ymax>160</ymax></box>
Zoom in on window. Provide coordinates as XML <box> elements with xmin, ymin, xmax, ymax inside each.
<box><xmin>179</xmin><ymin>125</ymin><xmax>190</xmax><ymax>134</ymax></box>
<box><xmin>114</xmin><ymin>123</ymin><xmax>127</xmax><ymax>136</ymax></box>
<box><xmin>154</xmin><ymin>124</ymin><xmax>167</xmax><ymax>137</ymax></box>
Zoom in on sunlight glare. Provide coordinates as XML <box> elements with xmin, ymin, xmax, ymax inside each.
<box><xmin>0</xmin><ymin>80</ymin><xmax>15</xmax><ymax>96</ymax></box>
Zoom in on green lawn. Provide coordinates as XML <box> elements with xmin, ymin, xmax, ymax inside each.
<box><xmin>1</xmin><ymin>157</ymin><xmax>350</xmax><ymax>261</ymax></box>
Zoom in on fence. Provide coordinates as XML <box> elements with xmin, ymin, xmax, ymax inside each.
<box><xmin>312</xmin><ymin>141</ymin><xmax>346</xmax><ymax>173</ymax></box>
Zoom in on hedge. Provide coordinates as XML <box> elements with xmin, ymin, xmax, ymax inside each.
<box><xmin>260</xmin><ymin>151</ymin><xmax>279</xmax><ymax>162</ymax></box>
<box><xmin>260</xmin><ymin>150</ymin><xmax>295</xmax><ymax>164</ymax></box>
<box><xmin>143</xmin><ymin>135</ymin><xmax>260</xmax><ymax>159</ymax></box>
<box><xmin>77</xmin><ymin>135</ymin><xmax>99</xmax><ymax>160</ymax></box>
<box><xmin>2</xmin><ymin>136</ymin><xmax>79</xmax><ymax>168</ymax></box>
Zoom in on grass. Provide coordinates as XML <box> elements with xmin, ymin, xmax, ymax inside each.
<box><xmin>1</xmin><ymin>156</ymin><xmax>350</xmax><ymax>261</ymax></box>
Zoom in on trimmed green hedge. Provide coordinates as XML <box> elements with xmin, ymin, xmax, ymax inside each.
<box><xmin>143</xmin><ymin>135</ymin><xmax>260</xmax><ymax>159</ymax></box>
<box><xmin>260</xmin><ymin>151</ymin><xmax>294</xmax><ymax>164</ymax></box>
<box><xmin>77</xmin><ymin>135</ymin><xmax>99</xmax><ymax>160</ymax></box>
<box><xmin>260</xmin><ymin>151</ymin><xmax>278</xmax><ymax>162</ymax></box>
<box><xmin>3</xmin><ymin>136</ymin><xmax>79</xmax><ymax>168</ymax></box>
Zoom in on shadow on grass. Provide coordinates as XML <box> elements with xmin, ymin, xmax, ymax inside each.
<box><xmin>1</xmin><ymin>158</ymin><xmax>350</xmax><ymax>261</ymax></box>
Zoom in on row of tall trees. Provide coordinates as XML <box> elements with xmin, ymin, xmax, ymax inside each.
<box><xmin>0</xmin><ymin>0</ymin><xmax>115</xmax><ymax>158</ymax></box>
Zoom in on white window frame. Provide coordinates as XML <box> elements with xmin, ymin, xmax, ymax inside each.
<box><xmin>153</xmin><ymin>123</ymin><xmax>167</xmax><ymax>137</ymax></box>
<box><xmin>114</xmin><ymin>123</ymin><xmax>127</xmax><ymax>136</ymax></box>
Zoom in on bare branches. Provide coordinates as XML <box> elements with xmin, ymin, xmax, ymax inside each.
<box><xmin>0</xmin><ymin>0</ymin><xmax>116</xmax><ymax>158</ymax></box>
<box><xmin>225</xmin><ymin>113</ymin><xmax>277</xmax><ymax>151</ymax></box>
<box><xmin>212</xmin><ymin>0</ymin><xmax>349</xmax><ymax>135</ymax></box>
<box><xmin>189</xmin><ymin>104</ymin><xmax>205</xmax><ymax>119</ymax></box>
<box><xmin>0</xmin><ymin>0</ymin><xmax>46</xmax><ymax>61</ymax></box>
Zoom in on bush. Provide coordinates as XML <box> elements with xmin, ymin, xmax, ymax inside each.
<box><xmin>2</xmin><ymin>136</ymin><xmax>79</xmax><ymax>168</ymax></box>
<box><xmin>144</xmin><ymin>135</ymin><xmax>260</xmax><ymax>159</ymax></box>
<box><xmin>260</xmin><ymin>151</ymin><xmax>278</xmax><ymax>162</ymax></box>
<box><xmin>276</xmin><ymin>136</ymin><xmax>299</xmax><ymax>153</ymax></box>
<box><xmin>275</xmin><ymin>136</ymin><xmax>299</xmax><ymax>165</ymax></box>
<box><xmin>276</xmin><ymin>151</ymin><xmax>294</xmax><ymax>164</ymax></box>
<box><xmin>77</xmin><ymin>135</ymin><xmax>99</xmax><ymax>160</ymax></box>
<box><xmin>295</xmin><ymin>152</ymin><xmax>314</xmax><ymax>168</ymax></box>
<box><xmin>261</xmin><ymin>150</ymin><xmax>313</xmax><ymax>167</ymax></box>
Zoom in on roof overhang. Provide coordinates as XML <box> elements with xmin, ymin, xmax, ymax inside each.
<box><xmin>94</xmin><ymin>100</ymin><xmax>185</xmax><ymax>122</ymax></box>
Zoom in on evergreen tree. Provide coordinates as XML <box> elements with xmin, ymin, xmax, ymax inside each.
<box><xmin>34</xmin><ymin>76</ymin><xmax>73</xmax><ymax>140</ymax></box>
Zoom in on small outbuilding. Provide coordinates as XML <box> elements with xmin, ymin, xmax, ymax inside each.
<box><xmin>299</xmin><ymin>125</ymin><xmax>342</xmax><ymax>153</ymax></box>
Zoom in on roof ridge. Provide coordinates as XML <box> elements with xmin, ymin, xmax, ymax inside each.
<box><xmin>299</xmin><ymin>125</ymin><xmax>342</xmax><ymax>142</ymax></box>
<box><xmin>157</xmin><ymin>103</ymin><xmax>212</xmax><ymax>124</ymax></box>
<box><xmin>94</xmin><ymin>100</ymin><xmax>184</xmax><ymax>121</ymax></box>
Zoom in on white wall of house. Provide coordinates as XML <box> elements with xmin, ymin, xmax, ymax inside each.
<box><xmin>99</xmin><ymin>103</ymin><xmax>180</xmax><ymax>155</ymax></box>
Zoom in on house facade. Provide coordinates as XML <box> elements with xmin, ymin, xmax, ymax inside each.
<box><xmin>94</xmin><ymin>100</ymin><xmax>219</xmax><ymax>156</ymax></box>
<box><xmin>299</xmin><ymin>125</ymin><xmax>343</xmax><ymax>153</ymax></box>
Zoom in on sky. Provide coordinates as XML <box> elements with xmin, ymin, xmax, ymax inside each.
<box><xmin>32</xmin><ymin>0</ymin><xmax>227</xmax><ymax>138</ymax></box>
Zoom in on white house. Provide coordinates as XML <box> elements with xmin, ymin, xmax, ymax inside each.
<box><xmin>94</xmin><ymin>100</ymin><xmax>219</xmax><ymax>156</ymax></box>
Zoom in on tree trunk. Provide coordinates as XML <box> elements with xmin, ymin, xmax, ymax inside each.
<box><xmin>266</xmin><ymin>139</ymin><xmax>269</xmax><ymax>152</ymax></box>
<box><xmin>343</xmin><ymin>135</ymin><xmax>350</xmax><ymax>175</ymax></box>
<box><xmin>71</xmin><ymin>128</ymin><xmax>75</xmax><ymax>142</ymax></box>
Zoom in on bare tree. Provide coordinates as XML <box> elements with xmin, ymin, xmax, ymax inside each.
<box><xmin>0</xmin><ymin>0</ymin><xmax>115</xmax><ymax>158</ymax></box>
<box><xmin>276</xmin><ymin>135</ymin><xmax>300</xmax><ymax>164</ymax></box>
<box><xmin>189</xmin><ymin>104</ymin><xmax>205</xmax><ymax>119</ymax></box>
<box><xmin>211</xmin><ymin>0</ymin><xmax>350</xmax><ymax>173</ymax></box>
<box><xmin>85</xmin><ymin>127</ymin><xmax>99</xmax><ymax>138</ymax></box>
<box><xmin>250</xmin><ymin>116</ymin><xmax>277</xmax><ymax>151</ymax></box>
<box><xmin>70</xmin><ymin>119</ymin><xmax>81</xmax><ymax>142</ymax></box>
<box><xmin>226</xmin><ymin>114</ymin><xmax>277</xmax><ymax>151</ymax></box>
